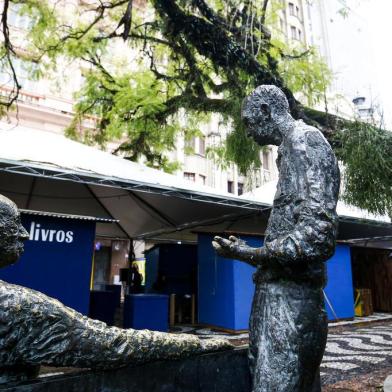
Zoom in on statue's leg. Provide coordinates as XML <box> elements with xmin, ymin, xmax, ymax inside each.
<box><xmin>296</xmin><ymin>284</ymin><xmax>327</xmax><ymax>392</ymax></box>
<box><xmin>249</xmin><ymin>281</ymin><xmax>327</xmax><ymax>392</ymax></box>
<box><xmin>248</xmin><ymin>282</ymin><xmax>266</xmax><ymax>383</ymax></box>
<box><xmin>311</xmin><ymin>370</ymin><xmax>321</xmax><ymax>392</ymax></box>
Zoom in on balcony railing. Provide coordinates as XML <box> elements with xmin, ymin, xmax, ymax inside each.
<box><xmin>0</xmin><ymin>85</ymin><xmax>44</xmax><ymax>106</ymax></box>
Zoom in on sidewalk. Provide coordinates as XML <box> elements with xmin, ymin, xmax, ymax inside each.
<box><xmin>171</xmin><ymin>312</ymin><xmax>392</xmax><ymax>341</ymax></box>
<box><xmin>173</xmin><ymin>316</ymin><xmax>392</xmax><ymax>391</ymax></box>
<box><xmin>329</xmin><ymin>312</ymin><xmax>392</xmax><ymax>329</ymax></box>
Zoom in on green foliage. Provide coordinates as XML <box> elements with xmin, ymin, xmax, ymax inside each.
<box><xmin>278</xmin><ymin>47</ymin><xmax>332</xmax><ymax>107</ymax></box>
<box><xmin>67</xmin><ymin>69</ymin><xmax>183</xmax><ymax>172</ymax></box>
<box><xmin>7</xmin><ymin>0</ymin><xmax>331</xmax><ymax>174</ymax></box>
<box><xmin>336</xmin><ymin>121</ymin><xmax>392</xmax><ymax>217</ymax></box>
<box><xmin>225</xmin><ymin>123</ymin><xmax>262</xmax><ymax>174</ymax></box>
<box><xmin>207</xmin><ymin>97</ymin><xmax>262</xmax><ymax>173</ymax></box>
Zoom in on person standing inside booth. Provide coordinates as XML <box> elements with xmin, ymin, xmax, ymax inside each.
<box><xmin>130</xmin><ymin>262</ymin><xmax>142</xmax><ymax>294</ymax></box>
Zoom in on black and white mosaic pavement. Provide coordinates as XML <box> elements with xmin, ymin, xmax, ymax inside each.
<box><xmin>321</xmin><ymin>323</ymin><xmax>392</xmax><ymax>384</ymax></box>
<box><xmin>173</xmin><ymin>321</ymin><xmax>392</xmax><ymax>385</ymax></box>
<box><xmin>328</xmin><ymin>312</ymin><xmax>392</xmax><ymax>327</ymax></box>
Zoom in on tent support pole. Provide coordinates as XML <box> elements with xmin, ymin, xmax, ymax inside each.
<box><xmin>85</xmin><ymin>184</ymin><xmax>130</xmax><ymax>239</ymax></box>
<box><xmin>128</xmin><ymin>190</ymin><xmax>177</xmax><ymax>228</ymax></box>
<box><xmin>25</xmin><ymin>177</ymin><xmax>37</xmax><ymax>210</ymax></box>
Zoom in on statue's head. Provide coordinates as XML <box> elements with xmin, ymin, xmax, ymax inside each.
<box><xmin>241</xmin><ymin>85</ymin><xmax>290</xmax><ymax>145</ymax></box>
<box><xmin>0</xmin><ymin>195</ymin><xmax>29</xmax><ymax>268</ymax></box>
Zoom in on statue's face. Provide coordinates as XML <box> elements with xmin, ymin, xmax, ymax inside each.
<box><xmin>0</xmin><ymin>197</ymin><xmax>29</xmax><ymax>268</ymax></box>
<box><xmin>241</xmin><ymin>96</ymin><xmax>281</xmax><ymax>146</ymax></box>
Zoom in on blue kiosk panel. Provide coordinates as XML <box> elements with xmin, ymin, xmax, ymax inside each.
<box><xmin>124</xmin><ymin>294</ymin><xmax>169</xmax><ymax>332</ymax></box>
<box><xmin>145</xmin><ymin>246</ymin><xmax>160</xmax><ymax>293</ymax></box>
<box><xmin>198</xmin><ymin>234</ymin><xmax>261</xmax><ymax>330</ymax></box>
<box><xmin>145</xmin><ymin>244</ymin><xmax>197</xmax><ymax>295</ymax></box>
<box><xmin>0</xmin><ymin>214</ymin><xmax>95</xmax><ymax>315</ymax></box>
<box><xmin>198</xmin><ymin>234</ymin><xmax>354</xmax><ymax>330</ymax></box>
<box><xmin>324</xmin><ymin>244</ymin><xmax>355</xmax><ymax>320</ymax></box>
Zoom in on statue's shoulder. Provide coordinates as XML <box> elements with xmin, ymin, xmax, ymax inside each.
<box><xmin>0</xmin><ymin>280</ymin><xmax>82</xmax><ymax>337</ymax></box>
<box><xmin>0</xmin><ymin>281</ymin><xmax>41</xmax><ymax>313</ymax></box>
<box><xmin>292</xmin><ymin>121</ymin><xmax>332</xmax><ymax>152</ymax></box>
<box><xmin>0</xmin><ymin>280</ymin><xmax>64</xmax><ymax>313</ymax></box>
<box><xmin>290</xmin><ymin>121</ymin><xmax>340</xmax><ymax>184</ymax></box>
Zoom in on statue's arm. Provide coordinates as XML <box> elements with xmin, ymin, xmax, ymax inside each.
<box><xmin>212</xmin><ymin>235</ymin><xmax>266</xmax><ymax>267</ymax></box>
<box><xmin>13</xmin><ymin>286</ymin><xmax>231</xmax><ymax>369</ymax></box>
<box><xmin>264</xmin><ymin>136</ymin><xmax>339</xmax><ymax>265</ymax></box>
<box><xmin>264</xmin><ymin>206</ymin><xmax>337</xmax><ymax>265</ymax></box>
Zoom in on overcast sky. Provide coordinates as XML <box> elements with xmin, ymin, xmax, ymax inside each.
<box><xmin>307</xmin><ymin>0</ymin><xmax>391</xmax><ymax>128</ymax></box>
<box><xmin>353</xmin><ymin>0</ymin><xmax>392</xmax><ymax>128</ymax></box>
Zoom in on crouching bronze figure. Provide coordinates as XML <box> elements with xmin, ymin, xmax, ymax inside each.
<box><xmin>0</xmin><ymin>195</ymin><xmax>231</xmax><ymax>384</ymax></box>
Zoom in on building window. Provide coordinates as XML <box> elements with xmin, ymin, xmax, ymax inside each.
<box><xmin>184</xmin><ymin>172</ymin><xmax>195</xmax><ymax>182</ymax></box>
<box><xmin>256</xmin><ymin>173</ymin><xmax>262</xmax><ymax>187</ymax></box>
<box><xmin>290</xmin><ymin>26</ymin><xmax>297</xmax><ymax>40</ymax></box>
<box><xmin>227</xmin><ymin>181</ymin><xmax>234</xmax><ymax>194</ymax></box>
<box><xmin>296</xmin><ymin>5</ymin><xmax>300</xmax><ymax>17</ymax></box>
<box><xmin>199</xmin><ymin>174</ymin><xmax>206</xmax><ymax>185</ymax></box>
<box><xmin>198</xmin><ymin>136</ymin><xmax>206</xmax><ymax>156</ymax></box>
<box><xmin>289</xmin><ymin>2</ymin><xmax>295</xmax><ymax>16</ymax></box>
<box><xmin>298</xmin><ymin>28</ymin><xmax>302</xmax><ymax>41</ymax></box>
<box><xmin>262</xmin><ymin>150</ymin><xmax>270</xmax><ymax>171</ymax></box>
<box><xmin>279</xmin><ymin>17</ymin><xmax>285</xmax><ymax>32</ymax></box>
<box><xmin>0</xmin><ymin>58</ymin><xmax>39</xmax><ymax>93</ymax></box>
<box><xmin>238</xmin><ymin>183</ymin><xmax>244</xmax><ymax>196</ymax></box>
<box><xmin>184</xmin><ymin>137</ymin><xmax>196</xmax><ymax>154</ymax></box>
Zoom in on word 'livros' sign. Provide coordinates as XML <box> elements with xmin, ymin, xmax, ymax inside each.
<box><xmin>29</xmin><ymin>222</ymin><xmax>74</xmax><ymax>243</ymax></box>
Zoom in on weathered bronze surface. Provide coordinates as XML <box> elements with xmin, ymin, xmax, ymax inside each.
<box><xmin>0</xmin><ymin>195</ymin><xmax>230</xmax><ymax>385</ymax></box>
<box><xmin>213</xmin><ymin>85</ymin><xmax>340</xmax><ymax>392</ymax></box>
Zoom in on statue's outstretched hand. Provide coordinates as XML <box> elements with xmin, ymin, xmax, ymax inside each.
<box><xmin>212</xmin><ymin>235</ymin><xmax>265</xmax><ymax>267</ymax></box>
<box><xmin>212</xmin><ymin>235</ymin><xmax>244</xmax><ymax>259</ymax></box>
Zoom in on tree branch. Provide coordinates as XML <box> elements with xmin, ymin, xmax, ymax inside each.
<box><xmin>152</xmin><ymin>0</ymin><xmax>301</xmax><ymax>117</ymax></box>
<box><xmin>260</xmin><ymin>0</ymin><xmax>269</xmax><ymax>25</ymax></box>
<box><xmin>155</xmin><ymin>93</ymin><xmax>234</xmax><ymax>123</ymax></box>
<box><xmin>0</xmin><ymin>0</ymin><xmax>21</xmax><ymax>107</ymax></box>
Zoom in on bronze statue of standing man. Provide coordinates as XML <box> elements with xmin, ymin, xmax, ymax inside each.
<box><xmin>213</xmin><ymin>85</ymin><xmax>340</xmax><ymax>392</ymax></box>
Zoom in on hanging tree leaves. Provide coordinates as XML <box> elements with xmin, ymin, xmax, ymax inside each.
<box><xmin>0</xmin><ymin>0</ymin><xmax>391</xmax><ymax>216</ymax></box>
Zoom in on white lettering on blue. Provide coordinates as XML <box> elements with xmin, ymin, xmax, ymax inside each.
<box><xmin>28</xmin><ymin>221</ymin><xmax>74</xmax><ymax>244</ymax></box>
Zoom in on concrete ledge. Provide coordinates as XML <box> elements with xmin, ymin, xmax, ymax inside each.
<box><xmin>1</xmin><ymin>348</ymin><xmax>250</xmax><ymax>392</ymax></box>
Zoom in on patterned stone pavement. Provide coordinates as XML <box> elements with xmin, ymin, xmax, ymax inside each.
<box><xmin>322</xmin><ymin>323</ymin><xmax>392</xmax><ymax>385</ymax></box>
<box><xmin>328</xmin><ymin>312</ymin><xmax>392</xmax><ymax>328</ymax></box>
<box><xmin>173</xmin><ymin>321</ymin><xmax>392</xmax><ymax>386</ymax></box>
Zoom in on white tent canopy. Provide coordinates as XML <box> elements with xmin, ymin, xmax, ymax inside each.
<box><xmin>0</xmin><ymin>128</ymin><xmax>264</xmax><ymax>240</ymax></box>
<box><xmin>0</xmin><ymin>127</ymin><xmax>244</xmax><ymax>199</ymax></box>
<box><xmin>241</xmin><ymin>179</ymin><xmax>391</xmax><ymax>224</ymax></box>
<box><xmin>241</xmin><ymin>180</ymin><xmax>392</xmax><ymax>248</ymax></box>
<box><xmin>0</xmin><ymin>127</ymin><xmax>390</xmax><ymax>243</ymax></box>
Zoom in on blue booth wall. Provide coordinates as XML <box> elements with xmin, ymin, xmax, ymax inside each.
<box><xmin>145</xmin><ymin>244</ymin><xmax>197</xmax><ymax>295</ymax></box>
<box><xmin>198</xmin><ymin>234</ymin><xmax>262</xmax><ymax>330</ymax></box>
<box><xmin>145</xmin><ymin>246</ymin><xmax>160</xmax><ymax>293</ymax></box>
<box><xmin>198</xmin><ymin>234</ymin><xmax>354</xmax><ymax>330</ymax></box>
<box><xmin>324</xmin><ymin>244</ymin><xmax>355</xmax><ymax>320</ymax></box>
<box><xmin>0</xmin><ymin>214</ymin><xmax>95</xmax><ymax>315</ymax></box>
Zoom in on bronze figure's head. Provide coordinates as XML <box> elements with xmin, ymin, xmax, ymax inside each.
<box><xmin>0</xmin><ymin>195</ymin><xmax>29</xmax><ymax>268</ymax></box>
<box><xmin>241</xmin><ymin>85</ymin><xmax>290</xmax><ymax>146</ymax></box>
